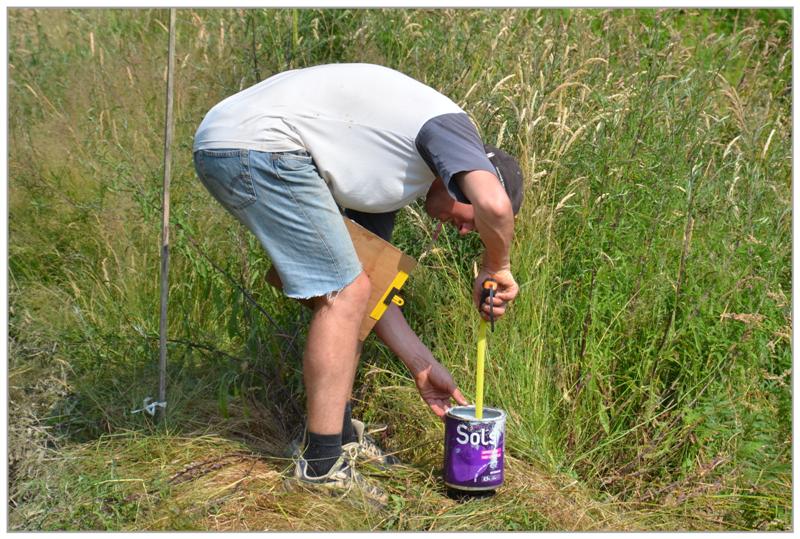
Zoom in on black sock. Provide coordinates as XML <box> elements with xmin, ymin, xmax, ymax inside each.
<box><xmin>303</xmin><ymin>431</ymin><xmax>342</xmax><ymax>477</ymax></box>
<box><xmin>341</xmin><ymin>401</ymin><xmax>357</xmax><ymax>445</ymax></box>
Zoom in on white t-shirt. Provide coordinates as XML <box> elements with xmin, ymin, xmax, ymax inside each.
<box><xmin>193</xmin><ymin>63</ymin><xmax>495</xmax><ymax>213</ymax></box>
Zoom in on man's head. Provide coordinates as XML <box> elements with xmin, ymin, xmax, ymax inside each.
<box><xmin>424</xmin><ymin>178</ymin><xmax>477</xmax><ymax>235</ymax></box>
<box><xmin>424</xmin><ymin>145</ymin><xmax>524</xmax><ymax>234</ymax></box>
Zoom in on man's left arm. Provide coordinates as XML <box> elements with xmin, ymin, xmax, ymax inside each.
<box><xmin>373</xmin><ymin>304</ymin><xmax>468</xmax><ymax>418</ymax></box>
<box><xmin>344</xmin><ymin>208</ymin><xmax>467</xmax><ymax>417</ymax></box>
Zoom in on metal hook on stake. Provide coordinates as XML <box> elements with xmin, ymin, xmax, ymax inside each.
<box><xmin>132</xmin><ymin>398</ymin><xmax>167</xmax><ymax>416</ymax></box>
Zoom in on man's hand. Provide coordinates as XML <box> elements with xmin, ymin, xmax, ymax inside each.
<box><xmin>413</xmin><ymin>361</ymin><xmax>469</xmax><ymax>418</ymax></box>
<box><xmin>473</xmin><ymin>268</ymin><xmax>519</xmax><ymax>321</ymax></box>
<box><xmin>374</xmin><ymin>305</ymin><xmax>470</xmax><ymax>418</ymax></box>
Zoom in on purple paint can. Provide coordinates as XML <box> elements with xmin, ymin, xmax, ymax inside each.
<box><xmin>443</xmin><ymin>405</ymin><xmax>505</xmax><ymax>492</ymax></box>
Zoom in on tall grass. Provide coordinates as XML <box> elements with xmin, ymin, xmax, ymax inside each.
<box><xmin>8</xmin><ymin>8</ymin><xmax>791</xmax><ymax>530</ymax></box>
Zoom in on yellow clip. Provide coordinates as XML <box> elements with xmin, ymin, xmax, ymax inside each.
<box><xmin>369</xmin><ymin>271</ymin><xmax>409</xmax><ymax>320</ymax></box>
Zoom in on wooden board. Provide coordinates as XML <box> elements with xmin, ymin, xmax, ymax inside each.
<box><xmin>266</xmin><ymin>217</ymin><xmax>417</xmax><ymax>341</ymax></box>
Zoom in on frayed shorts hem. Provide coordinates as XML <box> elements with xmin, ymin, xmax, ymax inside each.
<box><xmin>283</xmin><ymin>267</ymin><xmax>363</xmax><ymax>301</ymax></box>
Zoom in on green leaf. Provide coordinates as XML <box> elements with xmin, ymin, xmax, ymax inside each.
<box><xmin>218</xmin><ymin>380</ymin><xmax>229</xmax><ymax>419</ymax></box>
<box><xmin>598</xmin><ymin>400</ymin><xmax>611</xmax><ymax>435</ymax></box>
<box><xmin>227</xmin><ymin>291</ymin><xmax>239</xmax><ymax>340</ymax></box>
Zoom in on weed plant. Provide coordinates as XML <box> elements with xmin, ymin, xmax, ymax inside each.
<box><xmin>8</xmin><ymin>8</ymin><xmax>791</xmax><ymax>530</ymax></box>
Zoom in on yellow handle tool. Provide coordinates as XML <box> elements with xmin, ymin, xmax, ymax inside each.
<box><xmin>475</xmin><ymin>279</ymin><xmax>498</xmax><ymax>420</ymax></box>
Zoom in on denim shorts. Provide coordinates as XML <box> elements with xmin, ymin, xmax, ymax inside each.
<box><xmin>193</xmin><ymin>148</ymin><xmax>363</xmax><ymax>299</ymax></box>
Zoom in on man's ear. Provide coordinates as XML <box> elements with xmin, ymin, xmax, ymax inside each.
<box><xmin>424</xmin><ymin>178</ymin><xmax>442</xmax><ymax>215</ymax></box>
<box><xmin>429</xmin><ymin>176</ymin><xmax>446</xmax><ymax>193</ymax></box>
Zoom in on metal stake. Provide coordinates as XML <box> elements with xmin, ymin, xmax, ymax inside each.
<box><xmin>157</xmin><ymin>8</ymin><xmax>177</xmax><ymax>422</ymax></box>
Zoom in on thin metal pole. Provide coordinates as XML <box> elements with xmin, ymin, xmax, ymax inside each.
<box><xmin>158</xmin><ymin>8</ymin><xmax>177</xmax><ymax>422</ymax></box>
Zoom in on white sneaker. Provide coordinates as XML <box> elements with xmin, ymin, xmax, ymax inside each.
<box><xmin>284</xmin><ymin>454</ymin><xmax>388</xmax><ymax>507</ymax></box>
<box><xmin>286</xmin><ymin>420</ymin><xmax>400</xmax><ymax>469</ymax></box>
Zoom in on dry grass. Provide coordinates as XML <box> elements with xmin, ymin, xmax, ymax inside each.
<box><xmin>11</xmin><ymin>425</ymin><xmax>696</xmax><ymax>532</ymax></box>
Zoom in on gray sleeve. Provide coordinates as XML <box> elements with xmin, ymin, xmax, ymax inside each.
<box><xmin>414</xmin><ymin>112</ymin><xmax>496</xmax><ymax>204</ymax></box>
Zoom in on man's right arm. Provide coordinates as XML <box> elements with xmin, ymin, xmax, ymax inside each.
<box><xmin>455</xmin><ymin>169</ymin><xmax>519</xmax><ymax>320</ymax></box>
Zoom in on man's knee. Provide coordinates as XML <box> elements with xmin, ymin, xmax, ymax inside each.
<box><xmin>314</xmin><ymin>271</ymin><xmax>371</xmax><ymax>311</ymax></box>
<box><xmin>347</xmin><ymin>271</ymin><xmax>372</xmax><ymax>304</ymax></box>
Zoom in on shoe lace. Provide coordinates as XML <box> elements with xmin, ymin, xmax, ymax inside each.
<box><xmin>330</xmin><ymin>457</ymin><xmax>386</xmax><ymax>503</ymax></box>
<box><xmin>342</xmin><ymin>443</ymin><xmax>361</xmax><ymax>465</ymax></box>
<box><xmin>360</xmin><ymin>435</ymin><xmax>387</xmax><ymax>459</ymax></box>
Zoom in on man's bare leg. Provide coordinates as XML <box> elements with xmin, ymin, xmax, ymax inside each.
<box><xmin>303</xmin><ymin>271</ymin><xmax>371</xmax><ymax>436</ymax></box>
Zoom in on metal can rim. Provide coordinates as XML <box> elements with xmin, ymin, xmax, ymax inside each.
<box><xmin>445</xmin><ymin>405</ymin><xmax>506</xmax><ymax>423</ymax></box>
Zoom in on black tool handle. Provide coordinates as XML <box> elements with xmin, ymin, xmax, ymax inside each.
<box><xmin>480</xmin><ymin>278</ymin><xmax>498</xmax><ymax>332</ymax></box>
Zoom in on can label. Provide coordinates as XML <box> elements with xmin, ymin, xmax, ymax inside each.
<box><xmin>443</xmin><ymin>406</ymin><xmax>505</xmax><ymax>491</ymax></box>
